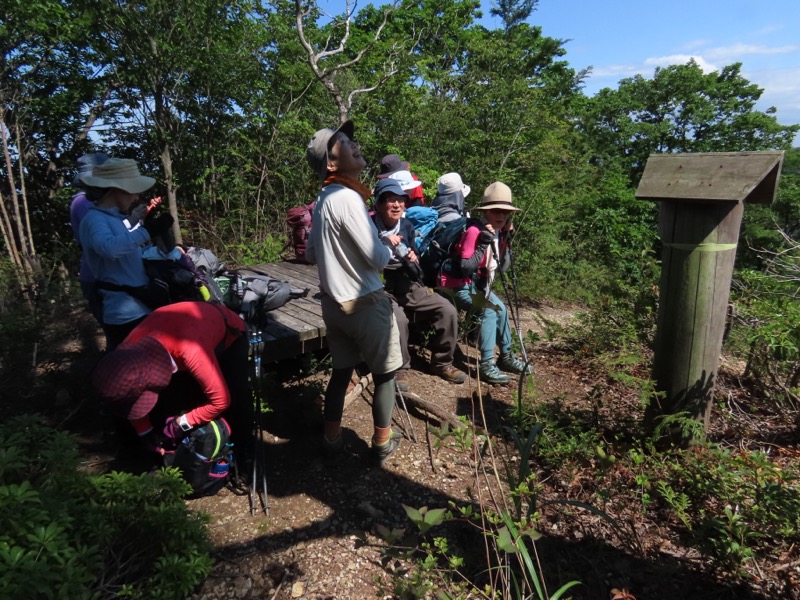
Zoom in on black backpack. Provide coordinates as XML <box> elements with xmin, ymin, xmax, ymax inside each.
<box><xmin>418</xmin><ymin>217</ymin><xmax>476</xmax><ymax>287</ymax></box>
<box><xmin>223</xmin><ymin>267</ymin><xmax>309</xmax><ymax>326</ymax></box>
<box><xmin>164</xmin><ymin>417</ymin><xmax>233</xmax><ymax>497</ymax></box>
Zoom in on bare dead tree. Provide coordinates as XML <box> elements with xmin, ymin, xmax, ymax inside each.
<box><xmin>295</xmin><ymin>0</ymin><xmax>404</xmax><ymax>124</ymax></box>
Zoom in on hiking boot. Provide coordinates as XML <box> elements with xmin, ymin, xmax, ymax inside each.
<box><xmin>431</xmin><ymin>364</ymin><xmax>467</xmax><ymax>384</ymax></box>
<box><xmin>322</xmin><ymin>433</ymin><xmax>345</xmax><ymax>465</ymax></box>
<box><xmin>371</xmin><ymin>430</ymin><xmax>401</xmax><ymax>467</ymax></box>
<box><xmin>479</xmin><ymin>361</ymin><xmax>512</xmax><ymax>385</ymax></box>
<box><xmin>394</xmin><ymin>369</ymin><xmax>410</xmax><ymax>393</ymax></box>
<box><xmin>498</xmin><ymin>353</ymin><xmax>532</xmax><ymax>375</ymax></box>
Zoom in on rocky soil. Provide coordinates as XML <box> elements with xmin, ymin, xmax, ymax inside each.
<box><xmin>14</xmin><ymin>301</ymin><xmax>800</xmax><ymax>600</ymax></box>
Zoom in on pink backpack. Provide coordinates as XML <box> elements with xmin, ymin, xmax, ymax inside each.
<box><xmin>286</xmin><ymin>201</ymin><xmax>316</xmax><ymax>262</ymax></box>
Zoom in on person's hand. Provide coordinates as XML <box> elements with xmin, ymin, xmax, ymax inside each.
<box><xmin>477</xmin><ymin>229</ymin><xmax>494</xmax><ymax>245</ymax></box>
<box><xmin>162</xmin><ymin>415</ymin><xmax>190</xmax><ymax>440</ymax></box>
<box><xmin>146</xmin><ymin>196</ymin><xmax>163</xmax><ymax>215</ymax></box>
<box><xmin>140</xmin><ymin>430</ymin><xmax>167</xmax><ymax>456</ymax></box>
<box><xmin>385</xmin><ymin>234</ymin><xmax>402</xmax><ymax>247</ymax></box>
<box><xmin>143</xmin><ymin>212</ymin><xmax>174</xmax><ymax>238</ymax></box>
<box><xmin>406</xmin><ymin>249</ymin><xmax>419</xmax><ymax>263</ymax></box>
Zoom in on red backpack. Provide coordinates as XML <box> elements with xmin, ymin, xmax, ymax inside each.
<box><xmin>286</xmin><ymin>201</ymin><xmax>315</xmax><ymax>263</ymax></box>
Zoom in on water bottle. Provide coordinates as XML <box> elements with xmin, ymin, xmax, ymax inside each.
<box><xmin>210</xmin><ymin>459</ymin><xmax>229</xmax><ymax>479</ymax></box>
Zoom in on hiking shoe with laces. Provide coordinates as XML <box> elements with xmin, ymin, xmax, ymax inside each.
<box><xmin>431</xmin><ymin>364</ymin><xmax>467</xmax><ymax>384</ymax></box>
<box><xmin>371</xmin><ymin>430</ymin><xmax>401</xmax><ymax>467</ymax></box>
<box><xmin>479</xmin><ymin>360</ymin><xmax>512</xmax><ymax>385</ymax></box>
<box><xmin>498</xmin><ymin>353</ymin><xmax>532</xmax><ymax>375</ymax></box>
<box><xmin>394</xmin><ymin>369</ymin><xmax>410</xmax><ymax>393</ymax></box>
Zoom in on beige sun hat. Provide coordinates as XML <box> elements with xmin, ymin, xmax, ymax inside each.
<box><xmin>79</xmin><ymin>158</ymin><xmax>156</xmax><ymax>194</ymax></box>
<box><xmin>475</xmin><ymin>181</ymin><xmax>520</xmax><ymax>212</ymax></box>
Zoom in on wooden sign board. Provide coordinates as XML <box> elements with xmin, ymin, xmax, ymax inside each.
<box><xmin>636</xmin><ymin>151</ymin><xmax>784</xmax><ymax>205</ymax></box>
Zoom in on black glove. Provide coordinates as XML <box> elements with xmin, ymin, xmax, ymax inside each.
<box><xmin>144</xmin><ymin>213</ymin><xmax>174</xmax><ymax>238</ymax></box>
<box><xmin>477</xmin><ymin>229</ymin><xmax>494</xmax><ymax>245</ymax></box>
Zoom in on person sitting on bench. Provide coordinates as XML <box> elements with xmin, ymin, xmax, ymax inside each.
<box><xmin>371</xmin><ymin>177</ymin><xmax>467</xmax><ymax>389</ymax></box>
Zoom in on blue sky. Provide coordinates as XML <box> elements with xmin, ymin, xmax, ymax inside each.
<box><xmin>494</xmin><ymin>0</ymin><xmax>800</xmax><ymax>133</ymax></box>
<box><xmin>320</xmin><ymin>0</ymin><xmax>800</xmax><ymax>138</ymax></box>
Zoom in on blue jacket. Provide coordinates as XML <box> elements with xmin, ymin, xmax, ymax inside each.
<box><xmin>78</xmin><ymin>206</ymin><xmax>152</xmax><ymax>324</ymax></box>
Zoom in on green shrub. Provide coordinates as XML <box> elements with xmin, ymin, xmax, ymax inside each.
<box><xmin>0</xmin><ymin>416</ymin><xmax>212</xmax><ymax>599</ymax></box>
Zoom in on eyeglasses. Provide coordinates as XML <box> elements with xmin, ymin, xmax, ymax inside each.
<box><xmin>381</xmin><ymin>197</ymin><xmax>406</xmax><ymax>205</ymax></box>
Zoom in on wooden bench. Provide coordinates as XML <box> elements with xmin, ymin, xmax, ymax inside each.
<box><xmin>248</xmin><ymin>260</ymin><xmax>326</xmax><ymax>362</ymax></box>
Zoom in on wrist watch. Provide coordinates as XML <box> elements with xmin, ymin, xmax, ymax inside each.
<box><xmin>177</xmin><ymin>414</ymin><xmax>192</xmax><ymax>432</ymax></box>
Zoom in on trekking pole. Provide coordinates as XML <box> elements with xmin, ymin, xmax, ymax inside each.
<box><xmin>394</xmin><ymin>387</ymin><xmax>418</xmax><ymax>443</ymax></box>
<box><xmin>492</xmin><ymin>240</ymin><xmax>530</xmax><ymax>369</ymax></box>
<box><xmin>248</xmin><ymin>327</ymin><xmax>269</xmax><ymax>516</ymax></box>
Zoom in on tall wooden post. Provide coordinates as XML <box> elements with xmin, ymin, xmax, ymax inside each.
<box><xmin>635</xmin><ymin>152</ymin><xmax>784</xmax><ymax>443</ymax></box>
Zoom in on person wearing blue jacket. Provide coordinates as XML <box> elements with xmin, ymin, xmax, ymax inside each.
<box><xmin>78</xmin><ymin>158</ymin><xmax>173</xmax><ymax>349</ymax></box>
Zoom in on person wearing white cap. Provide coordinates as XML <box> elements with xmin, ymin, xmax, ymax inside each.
<box><xmin>432</xmin><ymin>172</ymin><xmax>471</xmax><ymax>223</ymax></box>
<box><xmin>438</xmin><ymin>181</ymin><xmax>531</xmax><ymax>384</ymax></box>
<box><xmin>78</xmin><ymin>158</ymin><xmax>174</xmax><ymax>349</ymax></box>
<box><xmin>305</xmin><ymin>121</ymin><xmax>403</xmax><ymax>467</ymax></box>
<box><xmin>376</xmin><ymin>154</ymin><xmax>425</xmax><ymax>207</ymax></box>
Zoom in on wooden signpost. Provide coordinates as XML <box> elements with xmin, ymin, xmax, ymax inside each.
<box><xmin>635</xmin><ymin>151</ymin><xmax>784</xmax><ymax>443</ymax></box>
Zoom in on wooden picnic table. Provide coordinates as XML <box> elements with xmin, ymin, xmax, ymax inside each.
<box><xmin>249</xmin><ymin>260</ymin><xmax>326</xmax><ymax>362</ymax></box>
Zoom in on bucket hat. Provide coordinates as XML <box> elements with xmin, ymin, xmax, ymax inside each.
<box><xmin>390</xmin><ymin>169</ymin><xmax>422</xmax><ymax>191</ymax></box>
<box><xmin>373</xmin><ymin>178</ymin><xmax>408</xmax><ymax>205</ymax></box>
<box><xmin>79</xmin><ymin>158</ymin><xmax>156</xmax><ymax>194</ymax></box>
<box><xmin>91</xmin><ymin>336</ymin><xmax>174</xmax><ymax>420</ymax></box>
<box><xmin>306</xmin><ymin>120</ymin><xmax>355</xmax><ymax>181</ymax></box>
<box><xmin>475</xmin><ymin>181</ymin><xmax>520</xmax><ymax>212</ymax></box>
<box><xmin>379</xmin><ymin>153</ymin><xmax>410</xmax><ymax>174</ymax></box>
<box><xmin>437</xmin><ymin>172</ymin><xmax>470</xmax><ymax>198</ymax></box>
<box><xmin>72</xmin><ymin>152</ymin><xmax>109</xmax><ymax>187</ymax></box>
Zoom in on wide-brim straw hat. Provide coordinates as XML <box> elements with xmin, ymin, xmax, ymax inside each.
<box><xmin>475</xmin><ymin>181</ymin><xmax>520</xmax><ymax>212</ymax></box>
<box><xmin>80</xmin><ymin>158</ymin><xmax>156</xmax><ymax>194</ymax></box>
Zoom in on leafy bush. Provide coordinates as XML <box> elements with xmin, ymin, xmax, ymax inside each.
<box><xmin>0</xmin><ymin>416</ymin><xmax>212</xmax><ymax>599</ymax></box>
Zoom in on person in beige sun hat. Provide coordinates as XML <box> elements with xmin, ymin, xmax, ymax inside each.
<box><xmin>437</xmin><ymin>181</ymin><xmax>530</xmax><ymax>385</ymax></box>
<box><xmin>78</xmin><ymin>158</ymin><xmax>174</xmax><ymax>349</ymax></box>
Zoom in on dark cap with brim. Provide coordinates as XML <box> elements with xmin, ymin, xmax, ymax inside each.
<box><xmin>373</xmin><ymin>178</ymin><xmax>409</xmax><ymax>206</ymax></box>
<box><xmin>306</xmin><ymin>121</ymin><xmax>355</xmax><ymax>181</ymax></box>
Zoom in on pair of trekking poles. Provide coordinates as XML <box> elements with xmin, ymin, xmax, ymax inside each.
<box><xmin>236</xmin><ymin>327</ymin><xmax>269</xmax><ymax>516</ymax></box>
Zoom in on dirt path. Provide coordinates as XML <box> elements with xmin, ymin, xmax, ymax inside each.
<box><xmin>19</xmin><ymin>301</ymin><xmax>798</xmax><ymax>599</ymax></box>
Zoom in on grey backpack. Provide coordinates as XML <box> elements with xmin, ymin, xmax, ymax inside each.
<box><xmin>186</xmin><ymin>247</ymin><xmax>223</xmax><ymax>277</ymax></box>
<box><xmin>224</xmin><ymin>267</ymin><xmax>308</xmax><ymax>325</ymax></box>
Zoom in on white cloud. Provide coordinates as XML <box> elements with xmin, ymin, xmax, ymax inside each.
<box><xmin>644</xmin><ymin>54</ymin><xmax>718</xmax><ymax>72</ymax></box>
<box><xmin>591</xmin><ymin>64</ymin><xmax>642</xmax><ymax>78</ymax></box>
<box><xmin>706</xmin><ymin>43</ymin><xmax>800</xmax><ymax>62</ymax></box>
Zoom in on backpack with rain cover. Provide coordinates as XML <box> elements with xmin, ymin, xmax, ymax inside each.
<box><xmin>418</xmin><ymin>216</ymin><xmax>476</xmax><ymax>287</ymax></box>
<box><xmin>164</xmin><ymin>417</ymin><xmax>233</xmax><ymax>497</ymax></box>
<box><xmin>223</xmin><ymin>266</ymin><xmax>309</xmax><ymax>327</ymax></box>
<box><xmin>404</xmin><ymin>206</ymin><xmax>439</xmax><ymax>250</ymax></box>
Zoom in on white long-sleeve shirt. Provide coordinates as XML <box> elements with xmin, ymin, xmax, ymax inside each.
<box><xmin>305</xmin><ymin>183</ymin><xmax>391</xmax><ymax>303</ymax></box>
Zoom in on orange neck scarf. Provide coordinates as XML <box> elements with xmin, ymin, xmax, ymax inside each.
<box><xmin>324</xmin><ymin>173</ymin><xmax>372</xmax><ymax>204</ymax></box>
